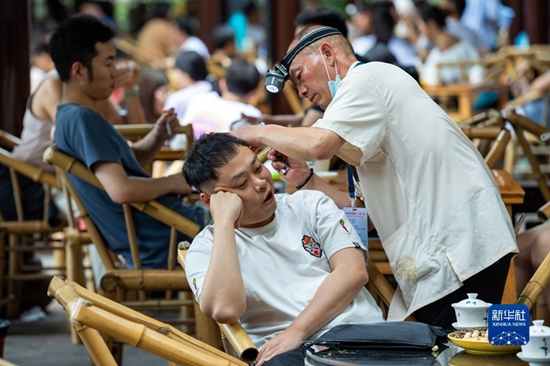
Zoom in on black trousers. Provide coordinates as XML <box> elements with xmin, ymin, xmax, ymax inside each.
<box><xmin>264</xmin><ymin>348</ymin><xmax>304</xmax><ymax>366</ymax></box>
<box><xmin>415</xmin><ymin>252</ymin><xmax>514</xmax><ymax>331</ymax></box>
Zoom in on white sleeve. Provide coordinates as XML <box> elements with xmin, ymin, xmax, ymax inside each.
<box><xmin>184</xmin><ymin>232</ymin><xmax>214</xmax><ymax>303</ymax></box>
<box><xmin>308</xmin><ymin>191</ymin><xmax>367</xmax><ymax>261</ymax></box>
<box><xmin>315</xmin><ymin>66</ymin><xmax>388</xmax><ymax>164</ymax></box>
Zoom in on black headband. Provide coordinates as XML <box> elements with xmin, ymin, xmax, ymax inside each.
<box><xmin>265</xmin><ymin>26</ymin><xmax>343</xmax><ymax>93</ymax></box>
<box><xmin>281</xmin><ymin>26</ymin><xmax>343</xmax><ymax>73</ymax></box>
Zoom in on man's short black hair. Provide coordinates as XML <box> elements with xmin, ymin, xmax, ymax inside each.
<box><xmin>212</xmin><ymin>25</ymin><xmax>236</xmax><ymax>50</ymax></box>
<box><xmin>183</xmin><ymin>133</ymin><xmax>248</xmax><ymax>193</ymax></box>
<box><xmin>294</xmin><ymin>7</ymin><xmax>348</xmax><ymax>38</ymax></box>
<box><xmin>224</xmin><ymin>59</ymin><xmax>259</xmax><ymax>96</ymax></box>
<box><xmin>49</xmin><ymin>14</ymin><xmax>115</xmax><ymax>82</ymax></box>
<box><xmin>175</xmin><ymin>51</ymin><xmax>208</xmax><ymax>81</ymax></box>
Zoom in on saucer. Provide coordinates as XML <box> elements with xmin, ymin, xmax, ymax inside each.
<box><xmin>452</xmin><ymin>322</ymin><xmax>487</xmax><ymax>330</ymax></box>
<box><xmin>516</xmin><ymin>352</ymin><xmax>550</xmax><ymax>366</ymax></box>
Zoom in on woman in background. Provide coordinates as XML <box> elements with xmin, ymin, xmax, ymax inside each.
<box><xmin>138</xmin><ymin>68</ymin><xmax>171</xmax><ymax>123</ymax></box>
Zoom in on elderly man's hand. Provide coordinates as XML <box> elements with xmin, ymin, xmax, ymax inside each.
<box><xmin>231</xmin><ymin>125</ymin><xmax>266</xmax><ymax>153</ymax></box>
<box><xmin>268</xmin><ymin>149</ymin><xmax>312</xmax><ymax>187</ymax></box>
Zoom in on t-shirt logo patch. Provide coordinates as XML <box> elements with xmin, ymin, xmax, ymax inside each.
<box><xmin>339</xmin><ymin>219</ymin><xmax>350</xmax><ymax>234</ymax></box>
<box><xmin>302</xmin><ymin>235</ymin><xmax>322</xmax><ymax>258</ymax></box>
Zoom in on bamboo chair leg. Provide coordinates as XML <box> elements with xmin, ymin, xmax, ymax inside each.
<box><xmin>7</xmin><ymin>234</ymin><xmax>21</xmax><ymax>318</ymax></box>
<box><xmin>73</xmin><ymin>322</ymin><xmax>118</xmax><ymax>366</ymax></box>
<box><xmin>66</xmin><ymin>232</ymin><xmax>86</xmax><ymax>345</ymax></box>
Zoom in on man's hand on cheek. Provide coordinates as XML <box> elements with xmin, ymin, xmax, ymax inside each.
<box><xmin>210</xmin><ymin>191</ymin><xmax>243</xmax><ymax>229</ymax></box>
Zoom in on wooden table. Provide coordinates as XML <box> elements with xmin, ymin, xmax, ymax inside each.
<box><xmin>422</xmin><ymin>83</ymin><xmax>509</xmax><ymax>123</ymax></box>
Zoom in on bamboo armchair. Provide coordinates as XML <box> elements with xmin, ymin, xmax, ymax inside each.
<box><xmin>43</xmin><ymin>146</ymin><xmax>217</xmax><ymax>360</ymax></box>
<box><xmin>48</xmin><ymin>276</ymin><xmax>249</xmax><ymax>366</ymax></box>
<box><xmin>0</xmin><ymin>138</ymin><xmax>65</xmax><ymax>317</ymax></box>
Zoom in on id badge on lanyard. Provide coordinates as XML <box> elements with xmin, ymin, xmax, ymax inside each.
<box><xmin>344</xmin><ymin>165</ymin><xmax>368</xmax><ymax>250</ymax></box>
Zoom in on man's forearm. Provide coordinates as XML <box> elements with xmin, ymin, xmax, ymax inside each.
<box><xmin>131</xmin><ymin>131</ymin><xmax>165</xmax><ymax>166</ymax></box>
<box><xmin>284</xmin><ymin>260</ymin><xmax>368</xmax><ymax>341</ymax></box>
<box><xmin>256</xmin><ymin>125</ymin><xmax>342</xmax><ymax>161</ymax></box>
<box><xmin>200</xmin><ymin>220</ymin><xmax>247</xmax><ymax>323</ymax></box>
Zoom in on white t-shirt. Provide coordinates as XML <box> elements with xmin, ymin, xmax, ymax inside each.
<box><xmin>163</xmin><ymin>80</ymin><xmax>212</xmax><ymax>121</ymax></box>
<box><xmin>446</xmin><ymin>18</ymin><xmax>485</xmax><ymax>51</ymax></box>
<box><xmin>185</xmin><ymin>191</ymin><xmax>385</xmax><ymax>348</ymax></box>
<box><xmin>181</xmin><ymin>91</ymin><xmax>261</xmax><ymax>139</ymax></box>
<box><xmin>422</xmin><ymin>40</ymin><xmax>480</xmax><ymax>85</ymax></box>
<box><xmin>352</xmin><ymin>35</ymin><xmax>419</xmax><ymax>67</ymax></box>
<box><xmin>179</xmin><ymin>36</ymin><xmax>210</xmax><ymax>59</ymax></box>
<box><xmin>314</xmin><ymin>62</ymin><xmax>517</xmax><ymax>320</ymax></box>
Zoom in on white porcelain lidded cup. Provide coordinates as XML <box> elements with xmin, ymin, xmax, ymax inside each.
<box><xmin>521</xmin><ymin>320</ymin><xmax>550</xmax><ymax>359</ymax></box>
<box><xmin>451</xmin><ymin>293</ymin><xmax>492</xmax><ymax>327</ymax></box>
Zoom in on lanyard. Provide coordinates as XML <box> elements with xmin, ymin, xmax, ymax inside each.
<box><xmin>347</xmin><ymin>165</ymin><xmax>360</xmax><ymax>208</ymax></box>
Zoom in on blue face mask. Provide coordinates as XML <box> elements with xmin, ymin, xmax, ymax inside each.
<box><xmin>320</xmin><ymin>51</ymin><xmax>341</xmax><ymax>98</ymax></box>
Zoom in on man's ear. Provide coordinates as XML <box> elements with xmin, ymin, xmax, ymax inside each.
<box><xmin>319</xmin><ymin>42</ymin><xmax>335</xmax><ymax>66</ymax></box>
<box><xmin>70</xmin><ymin>62</ymin><xmax>88</xmax><ymax>82</ymax></box>
<box><xmin>200</xmin><ymin>192</ymin><xmax>211</xmax><ymax>207</ymax></box>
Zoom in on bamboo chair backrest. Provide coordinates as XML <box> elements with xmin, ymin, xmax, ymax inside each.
<box><xmin>0</xmin><ymin>147</ymin><xmax>59</xmax><ymax>224</ymax></box>
<box><xmin>48</xmin><ymin>276</ymin><xmax>248</xmax><ymax>366</ymax></box>
<box><xmin>0</xmin><ymin>129</ymin><xmax>22</xmax><ymax>151</ymax></box>
<box><xmin>43</xmin><ymin>146</ymin><xmax>201</xmax><ymax>273</ymax></box>
<box><xmin>177</xmin><ymin>242</ymin><xmax>259</xmax><ymax>363</ymax></box>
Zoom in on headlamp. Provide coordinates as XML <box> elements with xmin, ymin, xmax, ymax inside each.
<box><xmin>264</xmin><ymin>26</ymin><xmax>343</xmax><ymax>93</ymax></box>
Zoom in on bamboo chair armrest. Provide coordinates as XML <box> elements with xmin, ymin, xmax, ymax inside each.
<box><xmin>0</xmin><ymin>130</ymin><xmax>21</xmax><ymax>150</ymax></box>
<box><xmin>0</xmin><ymin>147</ymin><xmax>58</xmax><ymax>188</ymax></box>
<box><xmin>218</xmin><ymin>323</ymin><xmax>258</xmax><ymax>363</ymax></box>
<box><xmin>100</xmin><ymin>269</ymin><xmax>189</xmax><ymax>292</ymax></box>
<box><xmin>114</xmin><ymin>124</ymin><xmax>155</xmax><ymax>139</ymax></box>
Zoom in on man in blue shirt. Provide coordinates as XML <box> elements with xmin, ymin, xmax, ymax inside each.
<box><xmin>49</xmin><ymin>14</ymin><xmax>204</xmax><ymax>269</ymax></box>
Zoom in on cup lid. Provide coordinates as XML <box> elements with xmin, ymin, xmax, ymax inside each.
<box><xmin>530</xmin><ymin>320</ymin><xmax>550</xmax><ymax>336</ymax></box>
<box><xmin>451</xmin><ymin>293</ymin><xmax>492</xmax><ymax>309</ymax></box>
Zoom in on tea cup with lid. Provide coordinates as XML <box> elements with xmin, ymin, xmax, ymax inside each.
<box><xmin>451</xmin><ymin>293</ymin><xmax>491</xmax><ymax>328</ymax></box>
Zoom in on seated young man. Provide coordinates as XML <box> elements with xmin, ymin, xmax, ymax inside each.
<box><xmin>49</xmin><ymin>14</ymin><xmax>204</xmax><ymax>269</ymax></box>
<box><xmin>183</xmin><ymin>133</ymin><xmax>384</xmax><ymax>366</ymax></box>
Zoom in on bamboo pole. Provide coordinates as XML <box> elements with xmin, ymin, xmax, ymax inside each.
<box><xmin>485</xmin><ymin>129</ymin><xmax>512</xmax><ymax>169</ymax></box>
<box><xmin>516</xmin><ymin>251</ymin><xmax>550</xmax><ymax>310</ymax></box>
<box><xmin>73</xmin><ymin>322</ymin><xmax>117</xmax><ymax>366</ymax></box>
<box><xmin>100</xmin><ymin>270</ymin><xmax>189</xmax><ymax>292</ymax></box>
